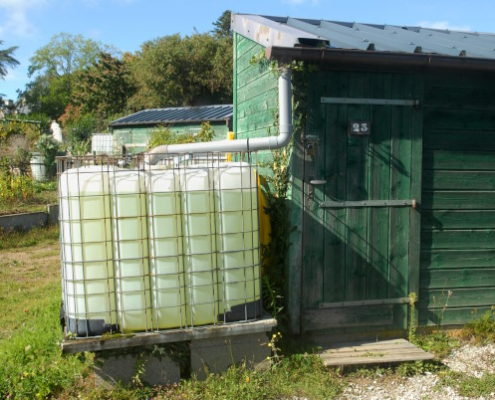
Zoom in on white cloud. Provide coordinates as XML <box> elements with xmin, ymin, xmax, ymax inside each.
<box><xmin>0</xmin><ymin>0</ymin><xmax>48</xmax><ymax>37</ymax></box>
<box><xmin>418</xmin><ymin>20</ymin><xmax>471</xmax><ymax>32</ymax></box>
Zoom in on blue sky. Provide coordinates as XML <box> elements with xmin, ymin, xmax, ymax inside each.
<box><xmin>0</xmin><ymin>0</ymin><xmax>494</xmax><ymax>100</ymax></box>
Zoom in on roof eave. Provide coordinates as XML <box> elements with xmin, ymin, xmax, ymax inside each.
<box><xmin>266</xmin><ymin>46</ymin><xmax>495</xmax><ymax>71</ymax></box>
<box><xmin>109</xmin><ymin>117</ymin><xmax>233</xmax><ymax>128</ymax></box>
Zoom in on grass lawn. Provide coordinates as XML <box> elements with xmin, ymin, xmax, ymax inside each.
<box><xmin>2</xmin><ymin>227</ymin><xmax>495</xmax><ymax>399</ymax></box>
<box><xmin>0</xmin><ymin>227</ymin><xmax>343</xmax><ymax>399</ymax></box>
<box><xmin>0</xmin><ymin>180</ymin><xmax>58</xmax><ymax>216</ymax></box>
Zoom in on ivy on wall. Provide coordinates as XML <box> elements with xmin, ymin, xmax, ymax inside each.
<box><xmin>251</xmin><ymin>51</ymin><xmax>317</xmax><ymax>328</ymax></box>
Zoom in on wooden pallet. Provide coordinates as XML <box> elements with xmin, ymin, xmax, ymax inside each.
<box><xmin>320</xmin><ymin>338</ymin><xmax>434</xmax><ymax>367</ymax></box>
<box><xmin>61</xmin><ymin>316</ymin><xmax>277</xmax><ymax>354</ymax></box>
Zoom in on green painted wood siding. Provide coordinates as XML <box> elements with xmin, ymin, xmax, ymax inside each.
<box><xmin>420</xmin><ymin>71</ymin><xmax>495</xmax><ymax>326</ymax></box>
<box><xmin>234</xmin><ymin>33</ymin><xmax>278</xmax><ymax>163</ymax></box>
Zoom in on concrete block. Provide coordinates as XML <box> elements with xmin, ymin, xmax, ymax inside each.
<box><xmin>94</xmin><ymin>351</ymin><xmax>180</xmax><ymax>389</ymax></box>
<box><xmin>47</xmin><ymin>204</ymin><xmax>59</xmax><ymax>226</ymax></box>
<box><xmin>190</xmin><ymin>332</ymin><xmax>270</xmax><ymax>380</ymax></box>
<box><xmin>0</xmin><ymin>211</ymin><xmax>47</xmax><ymax>232</ymax></box>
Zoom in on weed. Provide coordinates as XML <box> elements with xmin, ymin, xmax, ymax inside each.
<box><xmin>175</xmin><ymin>354</ymin><xmax>342</xmax><ymax>400</ymax></box>
<box><xmin>266</xmin><ymin>331</ymin><xmax>283</xmax><ymax>365</ymax></box>
<box><xmin>408</xmin><ymin>292</ymin><xmax>418</xmax><ymax>344</ymax></box>
<box><xmin>0</xmin><ymin>173</ymin><xmax>35</xmax><ymax>205</ymax></box>
<box><xmin>395</xmin><ymin>360</ymin><xmax>443</xmax><ymax>376</ymax></box>
<box><xmin>440</xmin><ymin>370</ymin><xmax>495</xmax><ymax>399</ymax></box>
<box><xmin>414</xmin><ymin>331</ymin><xmax>461</xmax><ymax>359</ymax></box>
<box><xmin>462</xmin><ymin>308</ymin><xmax>495</xmax><ymax>343</ymax></box>
<box><xmin>432</xmin><ymin>286</ymin><xmax>453</xmax><ymax>330</ymax></box>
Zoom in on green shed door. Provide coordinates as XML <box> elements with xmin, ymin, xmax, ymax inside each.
<box><xmin>301</xmin><ymin>71</ymin><xmax>423</xmax><ymax>332</ymax></box>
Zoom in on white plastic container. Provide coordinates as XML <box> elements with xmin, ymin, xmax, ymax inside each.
<box><xmin>146</xmin><ymin>166</ymin><xmax>185</xmax><ymax>329</ymax></box>
<box><xmin>110</xmin><ymin>168</ymin><xmax>152</xmax><ymax>332</ymax></box>
<box><xmin>215</xmin><ymin>162</ymin><xmax>261</xmax><ymax>322</ymax></box>
<box><xmin>30</xmin><ymin>152</ymin><xmax>47</xmax><ymax>182</ymax></box>
<box><xmin>181</xmin><ymin>166</ymin><xmax>218</xmax><ymax>326</ymax></box>
<box><xmin>59</xmin><ymin>165</ymin><xmax>117</xmax><ymax>336</ymax></box>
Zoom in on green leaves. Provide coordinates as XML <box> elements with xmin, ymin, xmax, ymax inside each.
<box><xmin>148</xmin><ymin>122</ymin><xmax>215</xmax><ymax>150</ymax></box>
<box><xmin>73</xmin><ymin>52</ymin><xmax>135</xmax><ymax>120</ymax></box>
<box><xmin>127</xmin><ymin>32</ymin><xmax>232</xmax><ymax>110</ymax></box>
<box><xmin>28</xmin><ymin>33</ymin><xmax>115</xmax><ymax>78</ymax></box>
<box><xmin>36</xmin><ymin>134</ymin><xmax>60</xmax><ymax>178</ymax></box>
<box><xmin>0</xmin><ymin>40</ymin><xmax>19</xmax><ymax>80</ymax></box>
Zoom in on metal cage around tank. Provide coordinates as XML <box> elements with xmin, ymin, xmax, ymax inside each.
<box><xmin>57</xmin><ymin>152</ymin><xmax>263</xmax><ymax>338</ymax></box>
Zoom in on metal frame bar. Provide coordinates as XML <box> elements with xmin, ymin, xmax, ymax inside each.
<box><xmin>57</xmin><ymin>152</ymin><xmax>263</xmax><ymax>338</ymax></box>
<box><xmin>321</xmin><ymin>97</ymin><xmax>419</xmax><ymax>106</ymax></box>
<box><xmin>321</xmin><ymin>199</ymin><xmax>414</xmax><ymax>208</ymax></box>
<box><xmin>319</xmin><ymin>297</ymin><xmax>410</xmax><ymax>309</ymax></box>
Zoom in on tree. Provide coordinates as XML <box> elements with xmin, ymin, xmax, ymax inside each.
<box><xmin>212</xmin><ymin>10</ymin><xmax>232</xmax><ymax>38</ymax></box>
<box><xmin>0</xmin><ymin>40</ymin><xmax>19</xmax><ymax>80</ymax></box>
<box><xmin>24</xmin><ymin>33</ymin><xmax>116</xmax><ymax>118</ymax></box>
<box><xmin>20</xmin><ymin>74</ymin><xmax>70</xmax><ymax>119</ymax></box>
<box><xmin>127</xmin><ymin>32</ymin><xmax>232</xmax><ymax>110</ymax></box>
<box><xmin>72</xmin><ymin>52</ymin><xmax>135</xmax><ymax>119</ymax></box>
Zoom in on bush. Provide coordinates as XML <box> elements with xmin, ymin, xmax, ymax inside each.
<box><xmin>59</xmin><ymin>104</ymin><xmax>97</xmax><ymax>143</ymax></box>
<box><xmin>148</xmin><ymin>122</ymin><xmax>215</xmax><ymax>149</ymax></box>
<box><xmin>0</xmin><ymin>118</ymin><xmax>41</xmax><ymax>147</ymax></box>
<box><xmin>37</xmin><ymin>134</ymin><xmax>60</xmax><ymax>178</ymax></box>
<box><xmin>0</xmin><ymin>173</ymin><xmax>35</xmax><ymax>204</ymax></box>
<box><xmin>0</xmin><ymin>134</ymin><xmax>32</xmax><ymax>175</ymax></box>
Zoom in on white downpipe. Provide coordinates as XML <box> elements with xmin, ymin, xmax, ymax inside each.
<box><xmin>146</xmin><ymin>68</ymin><xmax>293</xmax><ymax>164</ymax></box>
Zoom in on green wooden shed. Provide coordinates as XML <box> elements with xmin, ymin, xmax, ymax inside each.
<box><xmin>109</xmin><ymin>104</ymin><xmax>233</xmax><ymax>154</ymax></box>
<box><xmin>232</xmin><ymin>13</ymin><xmax>495</xmax><ymax>339</ymax></box>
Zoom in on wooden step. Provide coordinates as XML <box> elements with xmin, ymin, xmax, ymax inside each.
<box><xmin>319</xmin><ymin>339</ymin><xmax>434</xmax><ymax>367</ymax></box>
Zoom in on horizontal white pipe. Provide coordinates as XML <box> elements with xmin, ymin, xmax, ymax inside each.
<box><xmin>146</xmin><ymin>68</ymin><xmax>293</xmax><ymax>164</ymax></box>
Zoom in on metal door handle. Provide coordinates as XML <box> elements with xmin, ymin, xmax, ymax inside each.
<box><xmin>310</xmin><ymin>179</ymin><xmax>327</xmax><ymax>185</ymax></box>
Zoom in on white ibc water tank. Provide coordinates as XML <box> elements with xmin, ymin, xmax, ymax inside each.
<box><xmin>59</xmin><ymin>165</ymin><xmax>117</xmax><ymax>336</ymax></box>
<box><xmin>92</xmin><ymin>134</ymin><xmax>114</xmax><ymax>155</ymax></box>
<box><xmin>146</xmin><ymin>167</ymin><xmax>185</xmax><ymax>329</ymax></box>
<box><xmin>110</xmin><ymin>169</ymin><xmax>152</xmax><ymax>332</ymax></box>
<box><xmin>181</xmin><ymin>166</ymin><xmax>218</xmax><ymax>326</ymax></box>
<box><xmin>215</xmin><ymin>162</ymin><xmax>261</xmax><ymax>322</ymax></box>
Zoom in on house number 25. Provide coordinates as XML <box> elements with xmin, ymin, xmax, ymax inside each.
<box><xmin>349</xmin><ymin>121</ymin><xmax>371</xmax><ymax>136</ymax></box>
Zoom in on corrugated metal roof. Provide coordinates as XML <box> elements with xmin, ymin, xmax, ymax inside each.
<box><xmin>232</xmin><ymin>14</ymin><xmax>495</xmax><ymax>60</ymax></box>
<box><xmin>109</xmin><ymin>104</ymin><xmax>233</xmax><ymax>127</ymax></box>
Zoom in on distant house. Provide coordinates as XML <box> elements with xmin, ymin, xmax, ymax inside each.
<box><xmin>108</xmin><ymin>104</ymin><xmax>233</xmax><ymax>154</ymax></box>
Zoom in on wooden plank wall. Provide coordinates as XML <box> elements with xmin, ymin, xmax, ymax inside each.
<box><xmin>234</xmin><ymin>33</ymin><xmax>278</xmax><ymax>157</ymax></box>
<box><xmin>420</xmin><ymin>71</ymin><xmax>495</xmax><ymax>326</ymax></box>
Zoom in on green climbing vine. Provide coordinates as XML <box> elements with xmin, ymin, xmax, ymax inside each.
<box><xmin>251</xmin><ymin>50</ymin><xmax>316</xmax><ymax>327</ymax></box>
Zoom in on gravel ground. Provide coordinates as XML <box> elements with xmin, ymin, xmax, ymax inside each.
<box><xmin>338</xmin><ymin>344</ymin><xmax>495</xmax><ymax>400</ymax></box>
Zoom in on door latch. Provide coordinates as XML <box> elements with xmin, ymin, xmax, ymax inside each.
<box><xmin>303</xmin><ymin>135</ymin><xmax>320</xmax><ymax>158</ymax></box>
